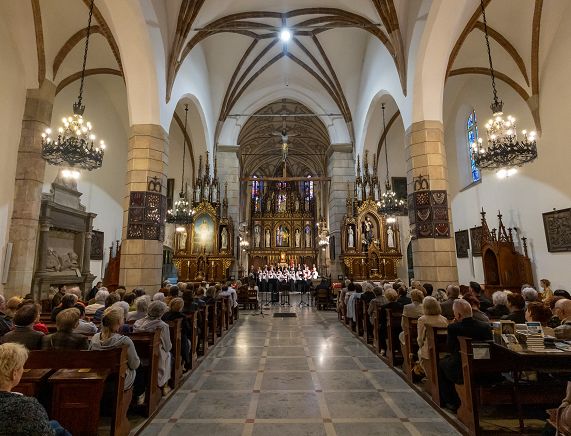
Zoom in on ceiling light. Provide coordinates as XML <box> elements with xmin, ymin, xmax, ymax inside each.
<box><xmin>280</xmin><ymin>29</ymin><xmax>292</xmax><ymax>42</ymax></box>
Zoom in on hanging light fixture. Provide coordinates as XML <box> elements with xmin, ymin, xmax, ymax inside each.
<box><xmin>41</xmin><ymin>0</ymin><xmax>106</xmax><ymax>172</ymax></box>
<box><xmin>166</xmin><ymin>104</ymin><xmax>194</xmax><ymax>225</ymax></box>
<box><xmin>377</xmin><ymin>103</ymin><xmax>405</xmax><ymax>216</ymax></box>
<box><xmin>471</xmin><ymin>0</ymin><xmax>537</xmax><ymax>171</ymax></box>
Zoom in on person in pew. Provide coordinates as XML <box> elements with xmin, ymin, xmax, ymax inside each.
<box><xmin>397</xmin><ymin>287</ymin><xmax>412</xmax><ymax>306</ymax></box>
<box><xmin>85</xmin><ymin>289</ymin><xmax>109</xmax><ymax>315</ymax></box>
<box><xmin>539</xmin><ymin>278</ymin><xmax>554</xmax><ymax>301</ymax></box>
<box><xmin>51</xmin><ymin>293</ymin><xmax>79</xmax><ymax>321</ymax></box>
<box><xmin>181</xmin><ymin>290</ymin><xmax>199</xmax><ymax>313</ymax></box>
<box><xmin>0</xmin><ymin>342</ymin><xmax>71</xmax><ymax>436</ymax></box>
<box><xmin>398</xmin><ymin>289</ymin><xmax>425</xmax><ymax>347</ymax></box>
<box><xmin>417</xmin><ymin>296</ymin><xmax>449</xmax><ymax>374</ymax></box>
<box><xmin>127</xmin><ymin>296</ymin><xmax>149</xmax><ymax>322</ymax></box>
<box><xmin>410</xmin><ymin>281</ymin><xmax>427</xmax><ymax>297</ymax></box>
<box><xmin>5</xmin><ymin>296</ymin><xmax>22</xmax><ymax>319</ymax></box>
<box><xmin>87</xmin><ymin>281</ymin><xmax>103</xmax><ymax>302</ymax></box>
<box><xmin>501</xmin><ymin>292</ymin><xmax>527</xmax><ymax>324</ymax></box>
<box><xmin>164</xmin><ymin>286</ymin><xmax>179</xmax><ymax>306</ymax></box>
<box><xmin>111</xmin><ymin>301</ymin><xmax>133</xmax><ymax>334</ymax></box>
<box><xmin>522</xmin><ymin>287</ymin><xmax>539</xmax><ymax>307</ymax></box>
<box><xmin>123</xmin><ymin>292</ymin><xmax>136</xmax><ymax>311</ymax></box>
<box><xmin>525</xmin><ymin>302</ymin><xmax>555</xmax><ymax>336</ymax></box>
<box><xmin>546</xmin><ymin>296</ymin><xmax>565</xmax><ymax>328</ymax></box>
<box><xmin>462</xmin><ymin>294</ymin><xmax>490</xmax><ymax>323</ymax></box>
<box><xmin>133</xmin><ymin>301</ymin><xmax>172</xmax><ymax>396</ymax></box>
<box><xmin>152</xmin><ymin>292</ymin><xmax>166</xmax><ymax>302</ymax></box>
<box><xmin>379</xmin><ymin>289</ymin><xmax>403</xmax><ymax>356</ymax></box>
<box><xmin>162</xmin><ymin>297</ymin><xmax>192</xmax><ymax>371</ymax></box>
<box><xmin>93</xmin><ymin>293</ymin><xmax>121</xmax><ymax>323</ymax></box>
<box><xmin>368</xmin><ymin>286</ymin><xmax>388</xmax><ymax>324</ymax></box>
<box><xmin>194</xmin><ymin>287</ymin><xmax>207</xmax><ymax>307</ymax></box>
<box><xmin>90</xmin><ymin>307</ymin><xmax>145</xmax><ymax>405</ymax></box>
<box><xmin>73</xmin><ymin>304</ymin><xmax>98</xmax><ymax>335</ymax></box>
<box><xmin>554</xmin><ymin>289</ymin><xmax>571</xmax><ymax>300</ymax></box>
<box><xmin>428</xmin><ymin>284</ymin><xmax>447</xmax><ymax>303</ymax></box>
<box><xmin>67</xmin><ymin>286</ymin><xmax>86</xmax><ymax>306</ymax></box>
<box><xmin>469</xmin><ymin>281</ymin><xmax>492</xmax><ymax>312</ymax></box>
<box><xmin>486</xmin><ymin>290</ymin><xmax>510</xmax><ymax>319</ymax></box>
<box><xmin>0</xmin><ymin>304</ymin><xmax>44</xmax><ymax>350</ymax></box>
<box><xmin>553</xmin><ymin>299</ymin><xmax>571</xmax><ymax>340</ymax></box>
<box><xmin>361</xmin><ymin>282</ymin><xmax>376</xmax><ymax>305</ymax></box>
<box><xmin>438</xmin><ymin>299</ymin><xmax>492</xmax><ymax>412</ymax></box>
<box><xmin>51</xmin><ymin>284</ymin><xmax>67</xmax><ymax>310</ymax></box>
<box><xmin>42</xmin><ymin>308</ymin><xmax>88</xmax><ymax>350</ymax></box>
<box><xmin>440</xmin><ymin>285</ymin><xmax>460</xmax><ymax>320</ymax></box>
<box><xmin>133</xmin><ymin>288</ymin><xmax>146</xmax><ymax>299</ymax></box>
<box><xmin>0</xmin><ymin>295</ymin><xmax>12</xmax><ymax>337</ymax></box>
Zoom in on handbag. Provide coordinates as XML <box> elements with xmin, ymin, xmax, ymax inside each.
<box><xmin>556</xmin><ymin>381</ymin><xmax>571</xmax><ymax>436</ymax></box>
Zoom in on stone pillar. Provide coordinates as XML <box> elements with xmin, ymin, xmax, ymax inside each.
<box><xmin>326</xmin><ymin>144</ymin><xmax>355</xmax><ymax>279</ymax></box>
<box><xmin>5</xmin><ymin>81</ymin><xmax>55</xmax><ymax>298</ymax></box>
<box><xmin>217</xmin><ymin>145</ymin><xmax>240</xmax><ymax>277</ymax></box>
<box><xmin>406</xmin><ymin>121</ymin><xmax>458</xmax><ymax>289</ymax></box>
<box><xmin>119</xmin><ymin>125</ymin><xmax>168</xmax><ymax>293</ymax></box>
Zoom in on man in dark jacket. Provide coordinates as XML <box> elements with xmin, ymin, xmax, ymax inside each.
<box><xmin>438</xmin><ymin>299</ymin><xmax>492</xmax><ymax>411</ymax></box>
<box><xmin>469</xmin><ymin>281</ymin><xmax>492</xmax><ymax>312</ymax></box>
<box><xmin>440</xmin><ymin>285</ymin><xmax>460</xmax><ymax>319</ymax></box>
<box><xmin>42</xmin><ymin>308</ymin><xmax>88</xmax><ymax>350</ymax></box>
<box><xmin>0</xmin><ymin>304</ymin><xmax>43</xmax><ymax>350</ymax></box>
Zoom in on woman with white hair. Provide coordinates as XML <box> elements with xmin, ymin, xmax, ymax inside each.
<box><xmin>522</xmin><ymin>287</ymin><xmax>539</xmax><ymax>306</ymax></box>
<box><xmin>133</xmin><ymin>301</ymin><xmax>172</xmax><ymax>395</ymax></box>
<box><xmin>85</xmin><ymin>289</ymin><xmax>109</xmax><ymax>315</ymax></box>
<box><xmin>486</xmin><ymin>291</ymin><xmax>510</xmax><ymax>319</ymax></box>
<box><xmin>127</xmin><ymin>296</ymin><xmax>149</xmax><ymax>322</ymax></box>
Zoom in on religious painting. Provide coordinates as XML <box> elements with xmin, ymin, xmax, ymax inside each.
<box><xmin>90</xmin><ymin>230</ymin><xmax>104</xmax><ymax>260</ymax></box>
<box><xmin>276</xmin><ymin>225</ymin><xmax>290</xmax><ymax>247</ymax></box>
<box><xmin>543</xmin><ymin>208</ymin><xmax>571</xmax><ymax>252</ymax></box>
<box><xmin>470</xmin><ymin>226</ymin><xmax>483</xmax><ymax>257</ymax></box>
<box><xmin>455</xmin><ymin>230</ymin><xmax>470</xmax><ymax>258</ymax></box>
<box><xmin>192</xmin><ymin>214</ymin><xmax>214</xmax><ymax>254</ymax></box>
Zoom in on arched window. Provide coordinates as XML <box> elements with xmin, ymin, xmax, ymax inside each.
<box><xmin>252</xmin><ymin>176</ymin><xmax>263</xmax><ymax>211</ymax></box>
<box><xmin>304</xmin><ymin>175</ymin><xmax>314</xmax><ymax>199</ymax></box>
<box><xmin>466</xmin><ymin>111</ymin><xmax>481</xmax><ymax>183</ymax></box>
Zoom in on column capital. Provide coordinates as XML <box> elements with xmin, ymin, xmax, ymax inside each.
<box><xmin>326</xmin><ymin>143</ymin><xmax>353</xmax><ymax>159</ymax></box>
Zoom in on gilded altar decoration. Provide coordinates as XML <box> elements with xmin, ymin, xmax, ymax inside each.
<box><xmin>171</xmin><ymin>152</ymin><xmax>234</xmax><ymax>282</ymax></box>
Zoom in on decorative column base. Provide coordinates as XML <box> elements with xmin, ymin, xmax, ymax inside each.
<box><xmin>120</xmin><ymin>125</ymin><xmax>168</xmax><ymax>293</ymax></box>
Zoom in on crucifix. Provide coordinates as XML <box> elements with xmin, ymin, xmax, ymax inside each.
<box><xmin>271</xmin><ymin>115</ymin><xmax>299</xmax><ymax>177</ymax></box>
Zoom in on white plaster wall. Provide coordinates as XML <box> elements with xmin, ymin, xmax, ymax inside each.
<box><xmin>43</xmin><ymin>76</ymin><xmax>129</xmax><ymax>286</ymax></box>
<box><xmin>444</xmin><ymin>7</ymin><xmax>571</xmax><ymax>290</ymax></box>
<box><xmin>0</xmin><ymin>21</ymin><xmax>27</xmax><ymax>294</ymax></box>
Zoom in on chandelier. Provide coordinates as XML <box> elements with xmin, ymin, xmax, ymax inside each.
<box><xmin>41</xmin><ymin>0</ymin><xmax>106</xmax><ymax>172</ymax></box>
<box><xmin>166</xmin><ymin>104</ymin><xmax>194</xmax><ymax>225</ymax></box>
<box><xmin>471</xmin><ymin>0</ymin><xmax>537</xmax><ymax>171</ymax></box>
<box><xmin>377</xmin><ymin>103</ymin><xmax>405</xmax><ymax>216</ymax></box>
<box><xmin>317</xmin><ymin>216</ymin><xmax>330</xmax><ymax>247</ymax></box>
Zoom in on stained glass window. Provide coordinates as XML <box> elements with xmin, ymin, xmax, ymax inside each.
<box><xmin>304</xmin><ymin>175</ymin><xmax>314</xmax><ymax>199</ymax></box>
<box><xmin>252</xmin><ymin>176</ymin><xmax>263</xmax><ymax>211</ymax></box>
<box><xmin>466</xmin><ymin>111</ymin><xmax>481</xmax><ymax>183</ymax></box>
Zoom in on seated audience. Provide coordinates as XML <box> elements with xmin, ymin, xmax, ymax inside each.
<box><xmin>438</xmin><ymin>299</ymin><xmax>492</xmax><ymax>412</ymax></box>
<box><xmin>0</xmin><ymin>295</ymin><xmax>12</xmax><ymax>337</ymax></box>
<box><xmin>51</xmin><ymin>284</ymin><xmax>67</xmax><ymax>310</ymax></box>
<box><xmin>111</xmin><ymin>301</ymin><xmax>132</xmax><ymax>334</ymax></box>
<box><xmin>430</xmin><ymin>284</ymin><xmax>447</xmax><ymax>303</ymax></box>
<box><xmin>397</xmin><ymin>287</ymin><xmax>412</xmax><ymax>306</ymax></box>
<box><xmin>459</xmin><ymin>284</ymin><xmax>470</xmax><ymax>297</ymax></box>
<box><xmin>486</xmin><ymin>291</ymin><xmax>510</xmax><ymax>319</ymax></box>
<box><xmin>502</xmin><ymin>293</ymin><xmax>526</xmax><ymax>324</ymax></box>
<box><xmin>411</xmin><ymin>281</ymin><xmax>427</xmax><ymax>296</ymax></box>
<box><xmin>361</xmin><ymin>282</ymin><xmax>376</xmax><ymax>305</ymax></box>
<box><xmin>123</xmin><ymin>292</ymin><xmax>136</xmax><ymax>310</ymax></box>
<box><xmin>152</xmin><ymin>292</ymin><xmax>165</xmax><ymax>302</ymax></box>
<box><xmin>73</xmin><ymin>304</ymin><xmax>97</xmax><ymax>335</ymax></box>
<box><xmin>522</xmin><ymin>287</ymin><xmax>539</xmax><ymax>306</ymax></box>
<box><xmin>42</xmin><ymin>308</ymin><xmax>88</xmax><ymax>350</ymax></box>
<box><xmin>525</xmin><ymin>302</ymin><xmax>555</xmax><ymax>336</ymax></box>
<box><xmin>547</xmin><ymin>296</ymin><xmax>565</xmax><ymax>328</ymax></box>
<box><xmin>469</xmin><ymin>281</ymin><xmax>492</xmax><ymax>312</ymax></box>
<box><xmin>5</xmin><ymin>296</ymin><xmax>22</xmax><ymax>319</ymax></box>
<box><xmin>164</xmin><ymin>286</ymin><xmax>179</xmax><ymax>305</ymax></box>
<box><xmin>462</xmin><ymin>293</ymin><xmax>490</xmax><ymax>323</ymax></box>
<box><xmin>87</xmin><ymin>281</ymin><xmax>102</xmax><ymax>302</ymax></box>
<box><xmin>90</xmin><ymin>308</ymin><xmax>145</xmax><ymax>403</ymax></box>
<box><xmin>0</xmin><ymin>342</ymin><xmax>70</xmax><ymax>435</ymax></box>
<box><xmin>127</xmin><ymin>296</ymin><xmax>149</xmax><ymax>322</ymax></box>
<box><xmin>133</xmin><ymin>301</ymin><xmax>172</xmax><ymax>395</ymax></box>
<box><xmin>85</xmin><ymin>289</ymin><xmax>109</xmax><ymax>315</ymax></box>
<box><xmin>67</xmin><ymin>286</ymin><xmax>85</xmax><ymax>306</ymax></box>
<box><xmin>201</xmin><ymin>287</ymin><xmax>216</xmax><ymax>305</ymax></box>
<box><xmin>93</xmin><ymin>293</ymin><xmax>121</xmax><ymax>323</ymax></box>
<box><xmin>553</xmin><ymin>299</ymin><xmax>571</xmax><ymax>340</ymax></box>
<box><xmin>440</xmin><ymin>285</ymin><xmax>460</xmax><ymax>320</ymax></box>
<box><xmin>399</xmin><ymin>289</ymin><xmax>424</xmax><ymax>346</ymax></box>
<box><xmin>162</xmin><ymin>297</ymin><xmax>192</xmax><ymax>370</ymax></box>
<box><xmin>368</xmin><ymin>286</ymin><xmax>388</xmax><ymax>323</ymax></box>
<box><xmin>417</xmin><ymin>296</ymin><xmax>448</xmax><ymax>372</ymax></box>
<box><xmin>133</xmin><ymin>288</ymin><xmax>146</xmax><ymax>299</ymax></box>
<box><xmin>51</xmin><ymin>293</ymin><xmax>79</xmax><ymax>321</ymax></box>
<box><xmin>539</xmin><ymin>278</ymin><xmax>553</xmax><ymax>301</ymax></box>
<box><xmin>379</xmin><ymin>289</ymin><xmax>403</xmax><ymax>355</ymax></box>
<box><xmin>0</xmin><ymin>304</ymin><xmax>43</xmax><ymax>350</ymax></box>
<box><xmin>554</xmin><ymin>289</ymin><xmax>571</xmax><ymax>300</ymax></box>
<box><xmin>346</xmin><ymin>283</ymin><xmax>363</xmax><ymax>322</ymax></box>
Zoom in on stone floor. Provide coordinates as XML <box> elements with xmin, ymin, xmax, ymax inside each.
<box><xmin>140</xmin><ymin>305</ymin><xmax>461</xmax><ymax>436</ymax></box>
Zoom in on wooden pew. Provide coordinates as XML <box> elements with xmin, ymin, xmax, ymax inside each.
<box><xmin>362</xmin><ymin>301</ymin><xmax>372</xmax><ymax>344</ymax></box>
<box><xmin>373</xmin><ymin>307</ymin><xmax>381</xmax><ymax>354</ymax></box>
<box><xmin>128</xmin><ymin>330</ymin><xmax>161</xmax><ymax>418</ymax></box>
<box><xmin>401</xmin><ymin>316</ymin><xmax>419</xmax><ymax>382</ymax></box>
<box><xmin>206</xmin><ymin>303</ymin><xmax>218</xmax><ymax>346</ymax></box>
<box><xmin>456</xmin><ymin>337</ymin><xmax>569</xmax><ymax>435</ymax></box>
<box><xmin>23</xmin><ymin>347</ymin><xmax>131</xmax><ymax>436</ymax></box>
<box><xmin>217</xmin><ymin>300</ymin><xmax>226</xmax><ymax>335</ymax></box>
<box><xmin>385</xmin><ymin>309</ymin><xmax>403</xmax><ymax>367</ymax></box>
<box><xmin>166</xmin><ymin>318</ymin><xmax>183</xmax><ymax>389</ymax></box>
<box><xmin>197</xmin><ymin>306</ymin><xmax>208</xmax><ymax>356</ymax></box>
<box><xmin>14</xmin><ymin>368</ymin><xmax>51</xmax><ymax>397</ymax></box>
<box><xmin>354</xmin><ymin>299</ymin><xmax>364</xmax><ymax>336</ymax></box>
<box><xmin>186</xmin><ymin>310</ymin><xmax>199</xmax><ymax>368</ymax></box>
<box><xmin>424</xmin><ymin>325</ymin><xmax>449</xmax><ymax>405</ymax></box>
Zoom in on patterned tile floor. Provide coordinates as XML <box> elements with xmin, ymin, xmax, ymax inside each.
<box><xmin>140</xmin><ymin>306</ymin><xmax>461</xmax><ymax>436</ymax></box>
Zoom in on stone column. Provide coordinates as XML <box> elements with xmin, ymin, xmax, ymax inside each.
<box><xmin>217</xmin><ymin>145</ymin><xmax>240</xmax><ymax>277</ymax></box>
<box><xmin>5</xmin><ymin>81</ymin><xmax>55</xmax><ymax>298</ymax></box>
<box><xmin>119</xmin><ymin>125</ymin><xmax>168</xmax><ymax>293</ymax></box>
<box><xmin>326</xmin><ymin>144</ymin><xmax>355</xmax><ymax>279</ymax></box>
<box><xmin>406</xmin><ymin>121</ymin><xmax>458</xmax><ymax>289</ymax></box>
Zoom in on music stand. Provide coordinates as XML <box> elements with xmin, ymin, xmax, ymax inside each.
<box><xmin>251</xmin><ymin>287</ymin><xmax>267</xmax><ymax>317</ymax></box>
<box><xmin>279</xmin><ymin>281</ymin><xmax>290</xmax><ymax>307</ymax></box>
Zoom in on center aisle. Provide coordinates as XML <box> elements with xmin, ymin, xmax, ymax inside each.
<box><xmin>141</xmin><ymin>307</ymin><xmax>460</xmax><ymax>436</ymax></box>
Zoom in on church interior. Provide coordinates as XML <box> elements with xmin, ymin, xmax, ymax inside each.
<box><xmin>0</xmin><ymin>0</ymin><xmax>570</xmax><ymax>435</ymax></box>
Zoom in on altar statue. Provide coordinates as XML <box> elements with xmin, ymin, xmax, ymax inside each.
<box><xmin>348</xmin><ymin>226</ymin><xmax>354</xmax><ymax>248</ymax></box>
<box><xmin>304</xmin><ymin>226</ymin><xmax>311</xmax><ymax>247</ymax></box>
<box><xmin>265</xmin><ymin>228</ymin><xmax>271</xmax><ymax>247</ymax></box>
<box><xmin>254</xmin><ymin>226</ymin><xmax>261</xmax><ymax>248</ymax></box>
<box><xmin>221</xmin><ymin>227</ymin><xmax>228</xmax><ymax>250</ymax></box>
<box><xmin>295</xmin><ymin>229</ymin><xmax>301</xmax><ymax>247</ymax></box>
<box><xmin>387</xmin><ymin>226</ymin><xmax>395</xmax><ymax>248</ymax></box>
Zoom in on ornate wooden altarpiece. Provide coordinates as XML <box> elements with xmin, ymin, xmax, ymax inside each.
<box><xmin>479</xmin><ymin>209</ymin><xmax>533</xmax><ymax>294</ymax></box>
<box><xmin>172</xmin><ymin>153</ymin><xmax>234</xmax><ymax>282</ymax></box>
<box><xmin>248</xmin><ymin>180</ymin><xmax>317</xmax><ymax>269</ymax></box>
<box><xmin>340</xmin><ymin>197</ymin><xmax>402</xmax><ymax>281</ymax></box>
